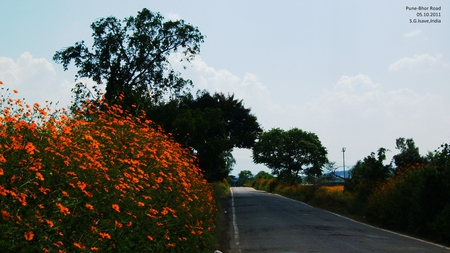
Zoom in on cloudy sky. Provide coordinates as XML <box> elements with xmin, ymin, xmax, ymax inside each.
<box><xmin>1</xmin><ymin>1</ymin><xmax>449</xmax><ymax>176</ymax></box>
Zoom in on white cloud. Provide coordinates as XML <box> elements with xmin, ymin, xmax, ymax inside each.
<box><xmin>388</xmin><ymin>53</ymin><xmax>448</xmax><ymax>72</ymax></box>
<box><xmin>166</xmin><ymin>12</ymin><xmax>182</xmax><ymax>21</ymax></box>
<box><xmin>403</xmin><ymin>29</ymin><xmax>422</xmax><ymax>37</ymax></box>
<box><xmin>170</xmin><ymin>53</ymin><xmax>275</xmax><ymax>113</ymax></box>
<box><xmin>0</xmin><ymin>52</ymin><xmax>73</xmax><ymax>108</ymax></box>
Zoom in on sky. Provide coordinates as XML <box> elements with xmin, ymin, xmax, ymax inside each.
<box><xmin>1</xmin><ymin>1</ymin><xmax>449</xmax><ymax>177</ymax></box>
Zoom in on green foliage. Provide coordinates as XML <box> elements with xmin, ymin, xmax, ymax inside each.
<box><xmin>253</xmin><ymin>171</ymin><xmax>274</xmax><ymax>180</ymax></box>
<box><xmin>53</xmin><ymin>8</ymin><xmax>204</xmax><ymax>111</ymax></box>
<box><xmin>393</xmin><ymin>137</ymin><xmax>425</xmax><ymax>171</ymax></box>
<box><xmin>147</xmin><ymin>91</ymin><xmax>262</xmax><ymax>182</ymax></box>
<box><xmin>427</xmin><ymin>143</ymin><xmax>450</xmax><ymax>167</ymax></box>
<box><xmin>237</xmin><ymin>170</ymin><xmax>253</xmax><ymax>186</ymax></box>
<box><xmin>346</xmin><ymin>147</ymin><xmax>393</xmax><ymax>207</ymax></box>
<box><xmin>366</xmin><ymin>163</ymin><xmax>450</xmax><ymax>242</ymax></box>
<box><xmin>252</xmin><ymin>128</ymin><xmax>328</xmax><ymax>184</ymax></box>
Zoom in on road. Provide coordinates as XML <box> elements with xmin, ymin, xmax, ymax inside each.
<box><xmin>229</xmin><ymin>187</ymin><xmax>450</xmax><ymax>253</ymax></box>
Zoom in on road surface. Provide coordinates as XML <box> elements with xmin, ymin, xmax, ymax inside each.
<box><xmin>229</xmin><ymin>187</ymin><xmax>449</xmax><ymax>253</ymax></box>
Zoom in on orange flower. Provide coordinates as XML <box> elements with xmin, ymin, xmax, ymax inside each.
<box><xmin>0</xmin><ymin>80</ymin><xmax>3</xmax><ymax>84</ymax></box>
<box><xmin>114</xmin><ymin>220</ymin><xmax>123</xmax><ymax>228</ymax></box>
<box><xmin>112</xmin><ymin>204</ymin><xmax>120</xmax><ymax>213</ymax></box>
<box><xmin>85</xmin><ymin>203</ymin><xmax>94</xmax><ymax>210</ymax></box>
<box><xmin>1</xmin><ymin>210</ymin><xmax>10</xmax><ymax>220</ymax></box>
<box><xmin>56</xmin><ymin>203</ymin><xmax>70</xmax><ymax>216</ymax></box>
<box><xmin>147</xmin><ymin>235</ymin><xmax>153</xmax><ymax>241</ymax></box>
<box><xmin>99</xmin><ymin>232</ymin><xmax>111</xmax><ymax>239</ymax></box>
<box><xmin>13</xmin><ymin>89</ymin><xmax>18</xmax><ymax>94</ymax></box>
<box><xmin>36</xmin><ymin>172</ymin><xmax>44</xmax><ymax>181</ymax></box>
<box><xmin>25</xmin><ymin>142</ymin><xmax>37</xmax><ymax>155</ymax></box>
<box><xmin>73</xmin><ymin>242</ymin><xmax>86</xmax><ymax>249</ymax></box>
<box><xmin>0</xmin><ymin>168</ymin><xmax>3</xmax><ymax>176</ymax></box>
<box><xmin>155</xmin><ymin>177</ymin><xmax>163</xmax><ymax>183</ymax></box>
<box><xmin>24</xmin><ymin>231</ymin><xmax>34</xmax><ymax>241</ymax></box>
<box><xmin>0</xmin><ymin>154</ymin><xmax>6</xmax><ymax>163</ymax></box>
<box><xmin>45</xmin><ymin>219</ymin><xmax>54</xmax><ymax>228</ymax></box>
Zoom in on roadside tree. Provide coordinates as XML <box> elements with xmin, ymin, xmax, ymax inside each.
<box><xmin>147</xmin><ymin>91</ymin><xmax>262</xmax><ymax>182</ymax></box>
<box><xmin>392</xmin><ymin>137</ymin><xmax>425</xmax><ymax>171</ymax></box>
<box><xmin>252</xmin><ymin>128</ymin><xmax>328</xmax><ymax>184</ymax></box>
<box><xmin>237</xmin><ymin>170</ymin><xmax>254</xmax><ymax>186</ymax></box>
<box><xmin>53</xmin><ymin>8</ymin><xmax>204</xmax><ymax>111</ymax></box>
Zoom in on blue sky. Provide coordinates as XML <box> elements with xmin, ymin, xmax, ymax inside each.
<box><xmin>1</xmin><ymin>1</ymin><xmax>449</xmax><ymax>176</ymax></box>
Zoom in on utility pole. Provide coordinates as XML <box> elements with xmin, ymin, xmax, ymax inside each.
<box><xmin>342</xmin><ymin>147</ymin><xmax>346</xmax><ymax>180</ymax></box>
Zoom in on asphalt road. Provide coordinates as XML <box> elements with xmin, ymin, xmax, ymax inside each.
<box><xmin>229</xmin><ymin>187</ymin><xmax>450</xmax><ymax>253</ymax></box>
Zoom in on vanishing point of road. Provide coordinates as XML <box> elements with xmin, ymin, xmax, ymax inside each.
<box><xmin>228</xmin><ymin>187</ymin><xmax>450</xmax><ymax>253</ymax></box>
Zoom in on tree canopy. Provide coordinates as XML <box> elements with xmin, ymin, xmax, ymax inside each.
<box><xmin>147</xmin><ymin>91</ymin><xmax>262</xmax><ymax>182</ymax></box>
<box><xmin>237</xmin><ymin>170</ymin><xmax>254</xmax><ymax>186</ymax></box>
<box><xmin>349</xmin><ymin>147</ymin><xmax>393</xmax><ymax>184</ymax></box>
<box><xmin>393</xmin><ymin>137</ymin><xmax>425</xmax><ymax>170</ymax></box>
<box><xmin>53</xmin><ymin>8</ymin><xmax>204</xmax><ymax>110</ymax></box>
<box><xmin>252</xmin><ymin>128</ymin><xmax>328</xmax><ymax>184</ymax></box>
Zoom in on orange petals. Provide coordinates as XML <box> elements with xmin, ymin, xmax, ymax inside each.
<box><xmin>24</xmin><ymin>231</ymin><xmax>34</xmax><ymax>241</ymax></box>
<box><xmin>55</xmin><ymin>203</ymin><xmax>70</xmax><ymax>216</ymax></box>
<box><xmin>112</xmin><ymin>204</ymin><xmax>120</xmax><ymax>213</ymax></box>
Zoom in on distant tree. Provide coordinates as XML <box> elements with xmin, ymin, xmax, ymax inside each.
<box><xmin>392</xmin><ymin>137</ymin><xmax>425</xmax><ymax>171</ymax></box>
<box><xmin>347</xmin><ymin>147</ymin><xmax>393</xmax><ymax>205</ymax></box>
<box><xmin>253</xmin><ymin>171</ymin><xmax>274</xmax><ymax>180</ymax></box>
<box><xmin>237</xmin><ymin>170</ymin><xmax>254</xmax><ymax>186</ymax></box>
<box><xmin>147</xmin><ymin>91</ymin><xmax>262</xmax><ymax>182</ymax></box>
<box><xmin>252</xmin><ymin>128</ymin><xmax>328</xmax><ymax>185</ymax></box>
<box><xmin>53</xmin><ymin>8</ymin><xmax>204</xmax><ymax>111</ymax></box>
<box><xmin>349</xmin><ymin>147</ymin><xmax>393</xmax><ymax>184</ymax></box>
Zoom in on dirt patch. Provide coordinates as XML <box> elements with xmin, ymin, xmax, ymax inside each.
<box><xmin>216</xmin><ymin>195</ymin><xmax>231</xmax><ymax>253</ymax></box>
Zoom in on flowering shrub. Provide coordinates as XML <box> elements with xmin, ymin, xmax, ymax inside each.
<box><xmin>0</xmin><ymin>83</ymin><xmax>216</xmax><ymax>252</ymax></box>
<box><xmin>366</xmin><ymin>163</ymin><xmax>450</xmax><ymax>242</ymax></box>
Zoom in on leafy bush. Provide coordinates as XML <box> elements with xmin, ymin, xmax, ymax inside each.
<box><xmin>366</xmin><ymin>163</ymin><xmax>450</xmax><ymax>241</ymax></box>
<box><xmin>0</xmin><ymin>85</ymin><xmax>216</xmax><ymax>252</ymax></box>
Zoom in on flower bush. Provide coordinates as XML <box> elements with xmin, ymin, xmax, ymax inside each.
<box><xmin>0</xmin><ymin>82</ymin><xmax>216</xmax><ymax>252</ymax></box>
<box><xmin>366</xmin><ymin>163</ymin><xmax>450</xmax><ymax>242</ymax></box>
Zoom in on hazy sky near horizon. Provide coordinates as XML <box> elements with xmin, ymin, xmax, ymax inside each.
<box><xmin>1</xmin><ymin>1</ymin><xmax>449</xmax><ymax>176</ymax></box>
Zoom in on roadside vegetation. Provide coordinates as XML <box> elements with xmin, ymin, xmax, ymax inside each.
<box><xmin>245</xmin><ymin>139</ymin><xmax>450</xmax><ymax>245</ymax></box>
<box><xmin>0</xmin><ymin>85</ymin><xmax>218</xmax><ymax>252</ymax></box>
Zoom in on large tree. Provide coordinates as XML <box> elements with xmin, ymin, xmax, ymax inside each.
<box><xmin>53</xmin><ymin>8</ymin><xmax>204</xmax><ymax>111</ymax></box>
<box><xmin>252</xmin><ymin>128</ymin><xmax>328</xmax><ymax>184</ymax></box>
<box><xmin>147</xmin><ymin>91</ymin><xmax>262</xmax><ymax>182</ymax></box>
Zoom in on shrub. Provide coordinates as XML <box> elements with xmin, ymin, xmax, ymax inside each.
<box><xmin>0</xmin><ymin>85</ymin><xmax>216</xmax><ymax>252</ymax></box>
<box><xmin>366</xmin><ymin>163</ymin><xmax>450</xmax><ymax>240</ymax></box>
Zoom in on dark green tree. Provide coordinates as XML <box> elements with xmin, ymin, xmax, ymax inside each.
<box><xmin>349</xmin><ymin>147</ymin><xmax>393</xmax><ymax>184</ymax></box>
<box><xmin>147</xmin><ymin>91</ymin><xmax>262</xmax><ymax>182</ymax></box>
<box><xmin>392</xmin><ymin>137</ymin><xmax>425</xmax><ymax>171</ymax></box>
<box><xmin>252</xmin><ymin>128</ymin><xmax>328</xmax><ymax>184</ymax></box>
<box><xmin>237</xmin><ymin>170</ymin><xmax>254</xmax><ymax>186</ymax></box>
<box><xmin>347</xmin><ymin>147</ymin><xmax>393</xmax><ymax>206</ymax></box>
<box><xmin>53</xmin><ymin>8</ymin><xmax>204</xmax><ymax>111</ymax></box>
